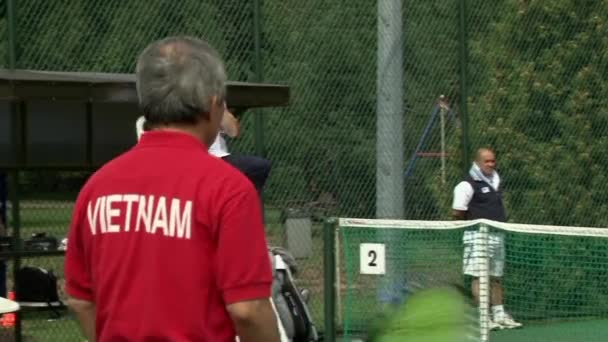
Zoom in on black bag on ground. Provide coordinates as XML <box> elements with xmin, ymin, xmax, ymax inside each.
<box><xmin>16</xmin><ymin>266</ymin><xmax>60</xmax><ymax>303</ymax></box>
<box><xmin>270</xmin><ymin>247</ymin><xmax>319</xmax><ymax>342</ymax></box>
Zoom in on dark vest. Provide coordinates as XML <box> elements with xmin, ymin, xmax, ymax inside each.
<box><xmin>465</xmin><ymin>175</ymin><xmax>507</xmax><ymax>222</ymax></box>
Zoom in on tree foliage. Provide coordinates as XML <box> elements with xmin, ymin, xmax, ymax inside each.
<box><xmin>467</xmin><ymin>0</ymin><xmax>608</xmax><ymax>226</ymax></box>
<box><xmin>5</xmin><ymin>0</ymin><xmax>608</xmax><ymax>226</ymax></box>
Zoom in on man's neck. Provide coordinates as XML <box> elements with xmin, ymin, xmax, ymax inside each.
<box><xmin>153</xmin><ymin>125</ymin><xmax>209</xmax><ymax>145</ymax></box>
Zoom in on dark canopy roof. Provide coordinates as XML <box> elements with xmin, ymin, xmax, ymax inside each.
<box><xmin>0</xmin><ymin>69</ymin><xmax>290</xmax><ymax>109</ymax></box>
<box><xmin>0</xmin><ymin>69</ymin><xmax>290</xmax><ymax>169</ymax></box>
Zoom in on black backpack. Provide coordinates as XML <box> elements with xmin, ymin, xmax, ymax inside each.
<box><xmin>16</xmin><ymin>266</ymin><xmax>60</xmax><ymax>303</ymax></box>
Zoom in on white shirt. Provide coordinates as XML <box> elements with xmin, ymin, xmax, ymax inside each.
<box><xmin>452</xmin><ymin>181</ymin><xmax>475</xmax><ymax>211</ymax></box>
<box><xmin>135</xmin><ymin>116</ymin><xmax>230</xmax><ymax>158</ymax></box>
<box><xmin>208</xmin><ymin>133</ymin><xmax>230</xmax><ymax>158</ymax></box>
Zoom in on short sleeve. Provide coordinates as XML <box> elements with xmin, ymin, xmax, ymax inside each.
<box><xmin>64</xmin><ymin>190</ymin><xmax>94</xmax><ymax>301</ymax></box>
<box><xmin>452</xmin><ymin>181</ymin><xmax>474</xmax><ymax>211</ymax></box>
<box><xmin>214</xmin><ymin>184</ymin><xmax>272</xmax><ymax>304</ymax></box>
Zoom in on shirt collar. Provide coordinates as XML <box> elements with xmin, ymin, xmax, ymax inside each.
<box><xmin>136</xmin><ymin>130</ymin><xmax>209</xmax><ymax>151</ymax></box>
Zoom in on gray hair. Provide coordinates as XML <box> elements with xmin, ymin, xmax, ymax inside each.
<box><xmin>135</xmin><ymin>36</ymin><xmax>227</xmax><ymax>126</ymax></box>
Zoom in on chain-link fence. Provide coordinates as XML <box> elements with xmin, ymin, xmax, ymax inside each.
<box><xmin>466</xmin><ymin>0</ymin><xmax>608</xmax><ymax>228</ymax></box>
<box><xmin>1</xmin><ymin>0</ymin><xmax>608</xmax><ymax>340</ymax></box>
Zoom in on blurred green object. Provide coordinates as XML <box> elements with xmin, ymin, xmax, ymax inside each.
<box><xmin>370</xmin><ymin>286</ymin><xmax>475</xmax><ymax>342</ymax></box>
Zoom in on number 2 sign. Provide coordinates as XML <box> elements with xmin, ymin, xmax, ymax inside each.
<box><xmin>360</xmin><ymin>243</ymin><xmax>386</xmax><ymax>275</ymax></box>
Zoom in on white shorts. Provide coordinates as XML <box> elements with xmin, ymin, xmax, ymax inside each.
<box><xmin>463</xmin><ymin>232</ymin><xmax>505</xmax><ymax>277</ymax></box>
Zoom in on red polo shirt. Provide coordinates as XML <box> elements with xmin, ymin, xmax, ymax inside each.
<box><xmin>65</xmin><ymin>130</ymin><xmax>272</xmax><ymax>342</ymax></box>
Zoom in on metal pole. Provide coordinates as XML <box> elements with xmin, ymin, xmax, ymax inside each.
<box><xmin>10</xmin><ymin>169</ymin><xmax>22</xmax><ymax>342</ymax></box>
<box><xmin>252</xmin><ymin>0</ymin><xmax>265</xmax><ymax>157</ymax></box>
<box><xmin>85</xmin><ymin>102</ymin><xmax>94</xmax><ymax>165</ymax></box>
<box><xmin>251</xmin><ymin>0</ymin><xmax>267</xmax><ymax>219</ymax></box>
<box><xmin>376</xmin><ymin>0</ymin><xmax>405</xmax><ymax>312</ymax></box>
<box><xmin>323</xmin><ymin>219</ymin><xmax>336</xmax><ymax>342</ymax></box>
<box><xmin>403</xmin><ymin>106</ymin><xmax>440</xmax><ymax>180</ymax></box>
<box><xmin>440</xmin><ymin>104</ymin><xmax>446</xmax><ymax>185</ymax></box>
<box><xmin>334</xmin><ymin>221</ymin><xmax>342</xmax><ymax>326</ymax></box>
<box><xmin>9</xmin><ymin>101</ymin><xmax>24</xmax><ymax>342</ymax></box>
<box><xmin>458</xmin><ymin>0</ymin><xmax>470</xmax><ymax>174</ymax></box>
<box><xmin>9</xmin><ymin>101</ymin><xmax>23</xmax><ymax>342</ymax></box>
<box><xmin>376</xmin><ymin>0</ymin><xmax>404</xmax><ymax>219</ymax></box>
<box><xmin>438</xmin><ymin>95</ymin><xmax>449</xmax><ymax>185</ymax></box>
<box><xmin>6</xmin><ymin>0</ymin><xmax>17</xmax><ymax>69</ymax></box>
<box><xmin>6</xmin><ymin>1</ymin><xmax>22</xmax><ymax>341</ymax></box>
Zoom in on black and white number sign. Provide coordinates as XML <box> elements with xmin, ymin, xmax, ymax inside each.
<box><xmin>359</xmin><ymin>243</ymin><xmax>385</xmax><ymax>275</ymax></box>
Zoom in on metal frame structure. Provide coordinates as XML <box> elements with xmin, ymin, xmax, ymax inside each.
<box><xmin>0</xmin><ymin>68</ymin><xmax>289</xmax><ymax>342</ymax></box>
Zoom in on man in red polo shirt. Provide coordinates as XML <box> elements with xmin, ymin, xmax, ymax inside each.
<box><xmin>64</xmin><ymin>36</ymin><xmax>280</xmax><ymax>342</ymax></box>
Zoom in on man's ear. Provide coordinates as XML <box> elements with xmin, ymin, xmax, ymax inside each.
<box><xmin>211</xmin><ymin>95</ymin><xmax>224</xmax><ymax>112</ymax></box>
<box><xmin>199</xmin><ymin>111</ymin><xmax>211</xmax><ymax>121</ymax></box>
<box><xmin>200</xmin><ymin>95</ymin><xmax>222</xmax><ymax>121</ymax></box>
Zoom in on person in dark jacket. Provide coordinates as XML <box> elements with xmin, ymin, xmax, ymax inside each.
<box><xmin>452</xmin><ymin>148</ymin><xmax>522</xmax><ymax>330</ymax></box>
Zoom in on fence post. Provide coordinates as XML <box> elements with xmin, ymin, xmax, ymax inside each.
<box><xmin>252</xmin><ymin>0</ymin><xmax>266</xmax><ymax>157</ymax></box>
<box><xmin>323</xmin><ymin>219</ymin><xmax>336</xmax><ymax>342</ymax></box>
<box><xmin>8</xmin><ymin>102</ymin><xmax>23</xmax><ymax>342</ymax></box>
<box><xmin>7</xmin><ymin>0</ymin><xmax>17</xmax><ymax>68</ymax></box>
<box><xmin>5</xmin><ymin>1</ymin><xmax>23</xmax><ymax>341</ymax></box>
<box><xmin>458</xmin><ymin>0</ymin><xmax>470</xmax><ymax>174</ymax></box>
<box><xmin>376</xmin><ymin>0</ymin><xmax>404</xmax><ymax>219</ymax></box>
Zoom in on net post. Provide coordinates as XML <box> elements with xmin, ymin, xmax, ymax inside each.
<box><xmin>335</xmin><ymin>224</ymin><xmax>342</xmax><ymax>326</ymax></box>
<box><xmin>323</xmin><ymin>218</ymin><xmax>337</xmax><ymax>342</ymax></box>
<box><xmin>479</xmin><ymin>222</ymin><xmax>491</xmax><ymax>342</ymax></box>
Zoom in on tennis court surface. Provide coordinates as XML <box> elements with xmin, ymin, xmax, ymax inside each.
<box><xmin>492</xmin><ymin>319</ymin><xmax>608</xmax><ymax>342</ymax></box>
